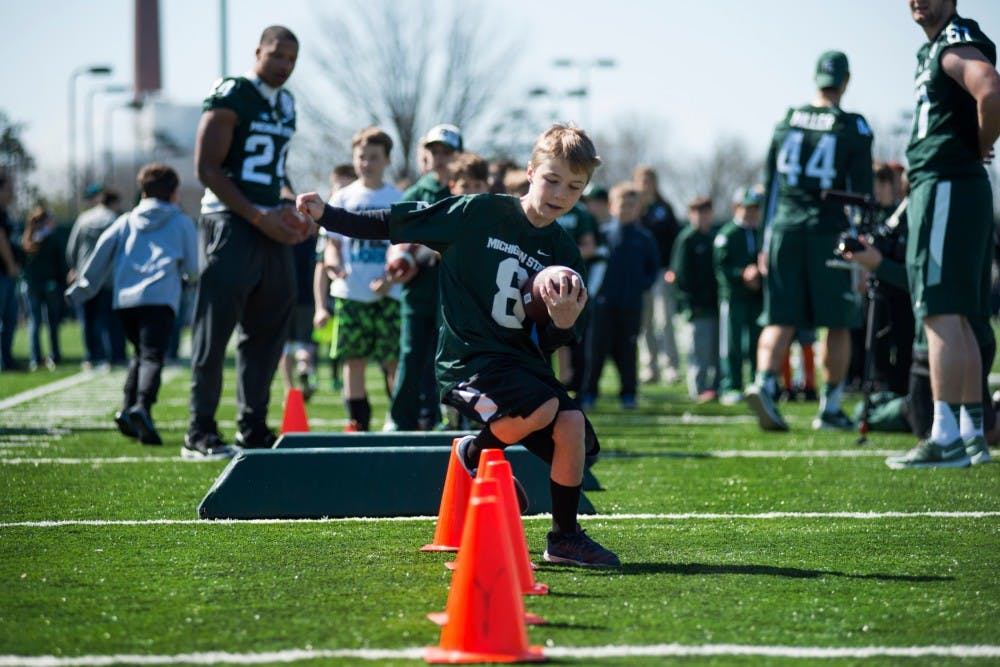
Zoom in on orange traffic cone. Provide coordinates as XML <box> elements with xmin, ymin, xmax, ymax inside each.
<box><xmin>421</xmin><ymin>439</ymin><xmax>474</xmax><ymax>552</ymax></box>
<box><xmin>441</xmin><ymin>448</ymin><xmax>510</xmax><ymax>567</ymax></box>
<box><xmin>484</xmin><ymin>459</ymin><xmax>549</xmax><ymax>596</ymax></box>
<box><xmin>425</xmin><ymin>478</ymin><xmax>545</xmax><ymax>664</ymax></box>
<box><xmin>280</xmin><ymin>388</ymin><xmax>309</xmax><ymax>434</ymax></box>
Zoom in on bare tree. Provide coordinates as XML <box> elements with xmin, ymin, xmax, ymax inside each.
<box><xmin>673</xmin><ymin>135</ymin><xmax>764</xmax><ymax>211</ymax></box>
<box><xmin>303</xmin><ymin>0</ymin><xmax>520</xmax><ymax>181</ymax></box>
<box><xmin>591</xmin><ymin>114</ymin><xmax>674</xmax><ymax>188</ymax></box>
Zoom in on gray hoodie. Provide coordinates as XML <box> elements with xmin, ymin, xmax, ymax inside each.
<box><xmin>65</xmin><ymin>198</ymin><xmax>199</xmax><ymax>314</ymax></box>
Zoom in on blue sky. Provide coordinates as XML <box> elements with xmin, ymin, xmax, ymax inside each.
<box><xmin>3</xmin><ymin>0</ymin><xmax>999</xmax><ymax>195</ymax></box>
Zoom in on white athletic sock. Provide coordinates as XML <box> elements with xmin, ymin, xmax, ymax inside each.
<box><xmin>930</xmin><ymin>401</ymin><xmax>961</xmax><ymax>445</ymax></box>
<box><xmin>959</xmin><ymin>403</ymin><xmax>984</xmax><ymax>442</ymax></box>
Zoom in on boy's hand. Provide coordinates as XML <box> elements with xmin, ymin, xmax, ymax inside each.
<box><xmin>313</xmin><ymin>306</ymin><xmax>330</xmax><ymax>329</ymax></box>
<box><xmin>296</xmin><ymin>192</ymin><xmax>326</xmax><ymax>222</ymax></box>
<box><xmin>540</xmin><ymin>271</ymin><xmax>587</xmax><ymax>329</ymax></box>
<box><xmin>369</xmin><ymin>278</ymin><xmax>392</xmax><ymax>295</ymax></box>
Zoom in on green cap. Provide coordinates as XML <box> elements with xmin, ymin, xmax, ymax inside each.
<box><xmin>583</xmin><ymin>184</ymin><xmax>608</xmax><ymax>201</ymax></box>
<box><xmin>734</xmin><ymin>185</ymin><xmax>763</xmax><ymax>208</ymax></box>
<box><xmin>815</xmin><ymin>50</ymin><xmax>849</xmax><ymax>89</ymax></box>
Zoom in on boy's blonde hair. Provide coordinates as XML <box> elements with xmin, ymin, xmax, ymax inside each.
<box><xmin>448</xmin><ymin>152</ymin><xmax>489</xmax><ymax>184</ymax></box>
<box><xmin>529</xmin><ymin>123</ymin><xmax>601</xmax><ymax>180</ymax></box>
<box><xmin>352</xmin><ymin>126</ymin><xmax>393</xmax><ymax>157</ymax></box>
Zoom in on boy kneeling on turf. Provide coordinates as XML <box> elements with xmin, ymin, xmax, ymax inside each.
<box><xmin>297</xmin><ymin>124</ymin><xmax>619</xmax><ymax>567</ymax></box>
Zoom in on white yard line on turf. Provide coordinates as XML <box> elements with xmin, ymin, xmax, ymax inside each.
<box><xmin>3</xmin><ymin>511</ymin><xmax>998</xmax><ymax>529</ymax></box>
<box><xmin>1</xmin><ymin>643</ymin><xmax>999</xmax><ymax>665</ymax></box>
<box><xmin>0</xmin><ymin>371</ymin><xmax>100</xmax><ymax>411</ymax></box>
<box><xmin>0</xmin><ymin>449</ymin><xmax>905</xmax><ymax>464</ymax></box>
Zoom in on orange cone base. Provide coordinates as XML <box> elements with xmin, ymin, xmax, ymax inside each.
<box><xmin>420</xmin><ymin>544</ymin><xmax>459</xmax><ymax>553</ymax></box>
<box><xmin>427</xmin><ymin>611</ymin><xmax>548</xmax><ymax>627</ymax></box>
<box><xmin>425</xmin><ymin>645</ymin><xmax>545</xmax><ymax>664</ymax></box>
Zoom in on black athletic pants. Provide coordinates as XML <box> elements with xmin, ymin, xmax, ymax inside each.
<box><xmin>118</xmin><ymin>305</ymin><xmax>174</xmax><ymax>411</ymax></box>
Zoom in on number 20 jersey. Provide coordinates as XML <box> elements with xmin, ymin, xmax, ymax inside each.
<box><xmin>200</xmin><ymin>76</ymin><xmax>296</xmax><ymax>212</ymax></box>
<box><xmin>388</xmin><ymin>194</ymin><xmax>586</xmax><ymax>394</ymax></box>
<box><xmin>762</xmin><ymin>104</ymin><xmax>874</xmax><ymax>232</ymax></box>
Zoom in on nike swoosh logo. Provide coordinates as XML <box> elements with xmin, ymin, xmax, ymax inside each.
<box><xmin>538</xmin><ymin>250</ymin><xmax>550</xmax><ymax>257</ymax></box>
<box><xmin>940</xmin><ymin>446</ymin><xmax>965</xmax><ymax>458</ymax></box>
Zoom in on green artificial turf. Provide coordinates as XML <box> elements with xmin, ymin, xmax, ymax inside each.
<box><xmin>1</xmin><ymin>321</ymin><xmax>998</xmax><ymax>665</ymax></box>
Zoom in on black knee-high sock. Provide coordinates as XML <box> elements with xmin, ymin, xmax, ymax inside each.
<box><xmin>465</xmin><ymin>425</ymin><xmax>508</xmax><ymax>469</ymax></box>
<box><xmin>346</xmin><ymin>396</ymin><xmax>371</xmax><ymax>431</ymax></box>
<box><xmin>550</xmin><ymin>479</ymin><xmax>581</xmax><ymax>535</ymax></box>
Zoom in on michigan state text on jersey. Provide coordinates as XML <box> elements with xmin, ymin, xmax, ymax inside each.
<box><xmin>199</xmin><ymin>76</ymin><xmax>296</xmax><ymax>212</ymax></box>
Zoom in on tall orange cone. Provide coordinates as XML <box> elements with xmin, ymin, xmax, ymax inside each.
<box><xmin>421</xmin><ymin>438</ymin><xmax>473</xmax><ymax>552</ymax></box>
<box><xmin>280</xmin><ymin>388</ymin><xmax>309</xmax><ymax>434</ymax></box>
<box><xmin>425</xmin><ymin>479</ymin><xmax>545</xmax><ymax>664</ymax></box>
<box><xmin>484</xmin><ymin>459</ymin><xmax>549</xmax><ymax>596</ymax></box>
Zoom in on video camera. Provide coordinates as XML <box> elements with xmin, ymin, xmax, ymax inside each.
<box><xmin>822</xmin><ymin>189</ymin><xmax>907</xmax><ymax>266</ymax></box>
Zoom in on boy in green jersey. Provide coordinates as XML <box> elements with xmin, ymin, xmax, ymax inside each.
<box><xmin>886</xmin><ymin>0</ymin><xmax>1000</xmax><ymax>469</ymax></box>
<box><xmin>297</xmin><ymin>124</ymin><xmax>620</xmax><ymax>567</ymax></box>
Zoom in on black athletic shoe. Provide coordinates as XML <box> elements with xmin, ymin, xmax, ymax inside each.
<box><xmin>183</xmin><ymin>430</ymin><xmax>235</xmax><ymax>460</ymax></box>
<box><xmin>126</xmin><ymin>406</ymin><xmax>162</xmax><ymax>445</ymax></box>
<box><xmin>235</xmin><ymin>424</ymin><xmax>277</xmax><ymax>449</ymax></box>
<box><xmin>114</xmin><ymin>410</ymin><xmax>138</xmax><ymax>439</ymax></box>
<box><xmin>455</xmin><ymin>434</ymin><xmax>529</xmax><ymax>513</ymax></box>
<box><xmin>543</xmin><ymin>526</ymin><xmax>621</xmax><ymax>568</ymax></box>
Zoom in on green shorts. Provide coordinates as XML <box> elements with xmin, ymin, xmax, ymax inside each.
<box><xmin>906</xmin><ymin>176</ymin><xmax>994</xmax><ymax>345</ymax></box>
<box><xmin>330</xmin><ymin>297</ymin><xmax>401</xmax><ymax>362</ymax></box>
<box><xmin>762</xmin><ymin>225</ymin><xmax>862</xmax><ymax>329</ymax></box>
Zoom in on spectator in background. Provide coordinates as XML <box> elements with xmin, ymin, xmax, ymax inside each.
<box><xmin>503</xmin><ymin>168</ymin><xmax>530</xmax><ymax>196</ymax></box>
<box><xmin>634</xmin><ymin>165</ymin><xmax>682</xmax><ymax>385</ymax></box>
<box><xmin>313</xmin><ymin>163</ymin><xmax>358</xmax><ymax>393</ymax></box>
<box><xmin>0</xmin><ymin>169</ymin><xmax>21</xmax><ymax>372</ymax></box>
<box><xmin>316</xmin><ymin>126</ymin><xmax>403</xmax><ymax>432</ymax></box>
<box><xmin>671</xmin><ymin>195</ymin><xmax>719</xmax><ymax>402</ymax></box>
<box><xmin>580</xmin><ymin>182</ymin><xmax>659</xmax><ymax>410</ymax></box>
<box><xmin>66</xmin><ymin>163</ymin><xmax>199</xmax><ymax>446</ymax></box>
<box><xmin>389</xmin><ymin>126</ymin><xmax>463</xmax><ymax>430</ymax></box>
<box><xmin>279</xmin><ymin>216</ymin><xmax>320</xmax><ymax>401</ymax></box>
<box><xmin>713</xmin><ymin>186</ymin><xmax>764</xmax><ymax>405</ymax></box>
<box><xmin>488</xmin><ymin>158</ymin><xmax>519</xmax><ymax>194</ymax></box>
<box><xmin>66</xmin><ymin>185</ymin><xmax>127</xmax><ymax>369</ymax></box>
<box><xmin>20</xmin><ymin>207</ymin><xmax>66</xmax><ymax>371</ymax></box>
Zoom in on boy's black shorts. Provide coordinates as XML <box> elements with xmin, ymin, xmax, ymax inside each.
<box><xmin>443</xmin><ymin>359</ymin><xmax>600</xmax><ymax>464</ymax></box>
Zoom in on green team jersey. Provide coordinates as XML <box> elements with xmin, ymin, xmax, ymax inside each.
<box><xmin>200</xmin><ymin>76</ymin><xmax>296</xmax><ymax>212</ymax></box>
<box><xmin>556</xmin><ymin>202</ymin><xmax>598</xmax><ymax>245</ymax></box>
<box><xmin>670</xmin><ymin>225</ymin><xmax>718</xmax><ymax>319</ymax></box>
<box><xmin>388</xmin><ymin>194</ymin><xmax>586</xmax><ymax>395</ymax></box>
<box><xmin>763</xmin><ymin>104</ymin><xmax>874</xmax><ymax>232</ymax></box>
<box><xmin>713</xmin><ymin>219</ymin><xmax>762</xmax><ymax>301</ymax></box>
<box><xmin>399</xmin><ymin>173</ymin><xmax>452</xmax><ymax>315</ymax></box>
<box><xmin>906</xmin><ymin>14</ymin><xmax>996</xmax><ymax>184</ymax></box>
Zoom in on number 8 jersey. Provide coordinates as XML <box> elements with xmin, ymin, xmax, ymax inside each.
<box><xmin>199</xmin><ymin>76</ymin><xmax>296</xmax><ymax>213</ymax></box>
<box><xmin>763</xmin><ymin>104</ymin><xmax>873</xmax><ymax>232</ymax></box>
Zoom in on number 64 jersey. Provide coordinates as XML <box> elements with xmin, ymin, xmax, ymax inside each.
<box><xmin>199</xmin><ymin>76</ymin><xmax>296</xmax><ymax>213</ymax></box>
<box><xmin>762</xmin><ymin>103</ymin><xmax>873</xmax><ymax>233</ymax></box>
<box><xmin>388</xmin><ymin>194</ymin><xmax>586</xmax><ymax>396</ymax></box>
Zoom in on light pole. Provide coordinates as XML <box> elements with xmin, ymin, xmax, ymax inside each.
<box><xmin>67</xmin><ymin>64</ymin><xmax>112</xmax><ymax>216</ymax></box>
<box><xmin>103</xmin><ymin>100</ymin><xmax>143</xmax><ymax>190</ymax></box>
<box><xmin>551</xmin><ymin>57</ymin><xmax>616</xmax><ymax>129</ymax></box>
<box><xmin>85</xmin><ymin>84</ymin><xmax>130</xmax><ymax>188</ymax></box>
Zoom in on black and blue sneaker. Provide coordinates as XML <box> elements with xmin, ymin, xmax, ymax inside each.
<box><xmin>544</xmin><ymin>525</ymin><xmax>621</xmax><ymax>568</ymax></box>
<box><xmin>126</xmin><ymin>406</ymin><xmax>162</xmax><ymax>445</ymax></box>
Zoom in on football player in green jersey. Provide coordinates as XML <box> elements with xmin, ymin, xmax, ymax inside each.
<box><xmin>185</xmin><ymin>26</ymin><xmax>311</xmax><ymax>460</ymax></box>
<box><xmin>745</xmin><ymin>50</ymin><xmax>874</xmax><ymax>433</ymax></box>
<box><xmin>297</xmin><ymin>124</ymin><xmax>620</xmax><ymax>567</ymax></box>
<box><xmin>886</xmin><ymin>0</ymin><xmax>1000</xmax><ymax>469</ymax></box>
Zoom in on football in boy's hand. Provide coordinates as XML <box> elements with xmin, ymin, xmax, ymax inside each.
<box><xmin>520</xmin><ymin>265</ymin><xmax>583</xmax><ymax>325</ymax></box>
<box><xmin>385</xmin><ymin>244</ymin><xmax>418</xmax><ymax>283</ymax></box>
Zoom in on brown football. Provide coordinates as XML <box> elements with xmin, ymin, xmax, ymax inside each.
<box><xmin>520</xmin><ymin>265</ymin><xmax>583</xmax><ymax>325</ymax></box>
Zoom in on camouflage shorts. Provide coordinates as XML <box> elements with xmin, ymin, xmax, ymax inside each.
<box><xmin>330</xmin><ymin>297</ymin><xmax>401</xmax><ymax>362</ymax></box>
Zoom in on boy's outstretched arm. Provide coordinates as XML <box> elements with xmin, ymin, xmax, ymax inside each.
<box><xmin>296</xmin><ymin>192</ymin><xmax>390</xmax><ymax>240</ymax></box>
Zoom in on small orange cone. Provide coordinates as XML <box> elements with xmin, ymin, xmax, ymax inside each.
<box><xmin>280</xmin><ymin>388</ymin><xmax>309</xmax><ymax>434</ymax></box>
<box><xmin>425</xmin><ymin>479</ymin><xmax>545</xmax><ymax>664</ymax></box>
<box><xmin>421</xmin><ymin>439</ymin><xmax>473</xmax><ymax>552</ymax></box>
<box><xmin>484</xmin><ymin>459</ymin><xmax>549</xmax><ymax>596</ymax></box>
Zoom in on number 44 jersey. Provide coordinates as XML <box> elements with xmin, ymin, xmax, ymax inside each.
<box><xmin>199</xmin><ymin>76</ymin><xmax>296</xmax><ymax>213</ymax></box>
<box><xmin>763</xmin><ymin>104</ymin><xmax>874</xmax><ymax>232</ymax></box>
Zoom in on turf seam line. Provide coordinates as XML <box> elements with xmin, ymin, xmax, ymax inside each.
<box><xmin>3</xmin><ymin>511</ymin><xmax>998</xmax><ymax>528</ymax></box>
